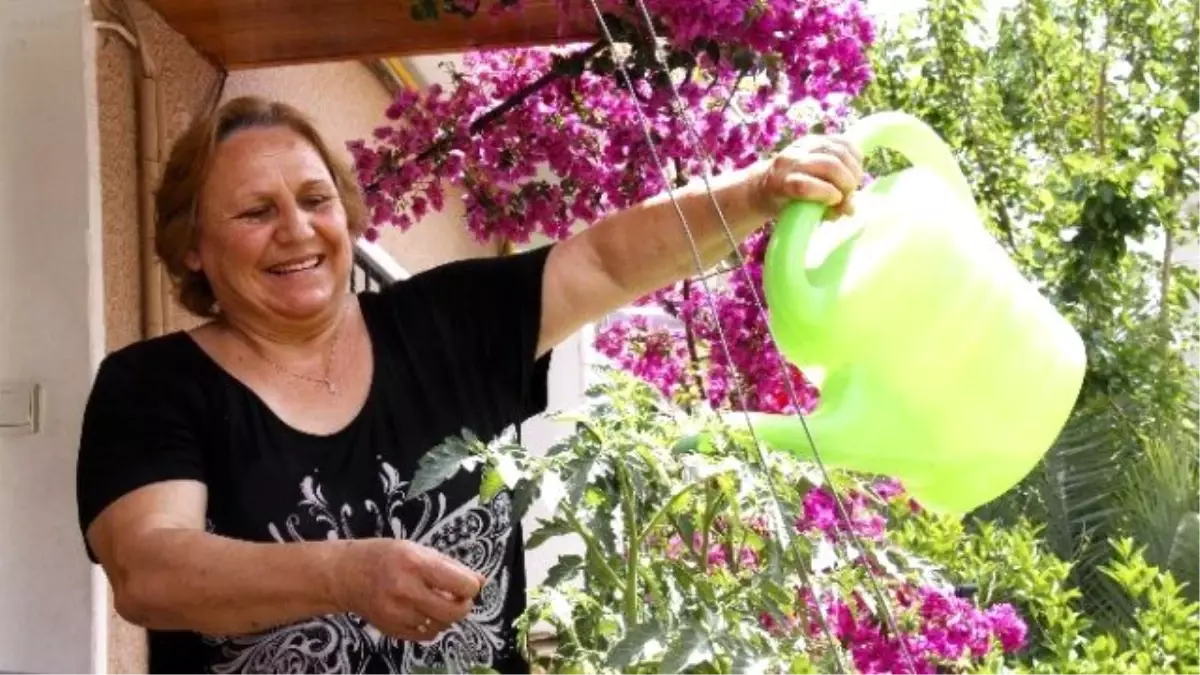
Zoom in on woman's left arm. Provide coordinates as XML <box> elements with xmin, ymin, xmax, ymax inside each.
<box><xmin>537</xmin><ymin>134</ymin><xmax>864</xmax><ymax>357</ymax></box>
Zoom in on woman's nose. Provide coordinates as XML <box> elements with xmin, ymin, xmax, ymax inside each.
<box><xmin>274</xmin><ymin>201</ymin><xmax>315</xmax><ymax>241</ymax></box>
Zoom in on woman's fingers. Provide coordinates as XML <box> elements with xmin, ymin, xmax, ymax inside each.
<box><xmin>756</xmin><ymin>134</ymin><xmax>865</xmax><ymax>215</ymax></box>
<box><xmin>379</xmin><ymin>605</ymin><xmax>452</xmax><ymax>642</ymax></box>
<box><xmin>820</xmin><ymin>134</ymin><xmax>864</xmax><ymax>181</ymax></box>
<box><xmin>411</xmin><ymin>583</ymin><xmax>475</xmax><ymax>625</ymax></box>
<box><xmin>778</xmin><ymin>172</ymin><xmax>847</xmax><ymax>207</ymax></box>
<box><xmin>335</xmin><ymin>539</ymin><xmax>486</xmax><ymax>642</ymax></box>
<box><xmin>416</xmin><ymin>546</ymin><xmax>486</xmax><ymax>600</ymax></box>
<box><xmin>784</xmin><ymin>144</ymin><xmax>861</xmax><ymax>196</ymax></box>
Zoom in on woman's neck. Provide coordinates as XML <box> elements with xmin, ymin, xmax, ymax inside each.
<box><xmin>218</xmin><ymin>296</ymin><xmax>353</xmax><ymax>364</ymax></box>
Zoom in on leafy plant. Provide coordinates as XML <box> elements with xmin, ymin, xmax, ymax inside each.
<box><xmin>896</xmin><ymin>514</ymin><xmax>1200</xmax><ymax>675</ymax></box>
<box><xmin>413</xmin><ymin>370</ymin><xmax>1199</xmax><ymax>673</ymax></box>
<box><xmin>415</xmin><ymin>371</ymin><xmax>1031</xmax><ymax>674</ymax></box>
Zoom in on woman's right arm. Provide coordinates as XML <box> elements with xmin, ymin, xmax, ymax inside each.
<box><xmin>87</xmin><ymin>479</ymin><xmax>485</xmax><ymax>639</ymax></box>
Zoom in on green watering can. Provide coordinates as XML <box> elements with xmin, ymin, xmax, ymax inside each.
<box><xmin>743</xmin><ymin>111</ymin><xmax>1087</xmax><ymax>515</ymax></box>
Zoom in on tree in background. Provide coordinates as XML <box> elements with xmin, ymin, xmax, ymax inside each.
<box><xmin>854</xmin><ymin>0</ymin><xmax>1199</xmax><ymax>628</ymax></box>
<box><xmin>349</xmin><ymin>0</ymin><xmax>877</xmax><ymax>414</ymax></box>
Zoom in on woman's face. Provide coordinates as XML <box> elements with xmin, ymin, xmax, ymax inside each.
<box><xmin>187</xmin><ymin>125</ymin><xmax>354</xmax><ymax>327</ymax></box>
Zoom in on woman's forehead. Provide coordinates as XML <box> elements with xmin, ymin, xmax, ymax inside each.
<box><xmin>206</xmin><ymin>127</ymin><xmax>334</xmax><ymax>195</ymax></box>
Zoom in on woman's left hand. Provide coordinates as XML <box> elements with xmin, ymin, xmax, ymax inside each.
<box><xmin>750</xmin><ymin>134</ymin><xmax>865</xmax><ymax>219</ymax></box>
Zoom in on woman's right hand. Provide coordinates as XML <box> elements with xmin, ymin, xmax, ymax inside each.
<box><xmin>332</xmin><ymin>538</ymin><xmax>487</xmax><ymax>641</ymax></box>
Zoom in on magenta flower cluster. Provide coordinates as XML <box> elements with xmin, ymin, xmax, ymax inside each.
<box><xmin>348</xmin><ymin>0</ymin><xmax>876</xmax><ymax>414</ymax></box>
<box><xmin>762</xmin><ymin>584</ymin><xmax>1027</xmax><ymax>673</ymax></box>
<box><xmin>640</xmin><ymin>477</ymin><xmax>1028</xmax><ymax>672</ymax></box>
<box><xmin>753</xmin><ymin>481</ymin><xmax>1027</xmax><ymax>673</ymax></box>
<box><xmin>594</xmin><ymin>227</ymin><xmax>823</xmax><ymax>413</ymax></box>
<box><xmin>796</xmin><ymin>484</ymin><xmax>889</xmax><ymax>540</ymax></box>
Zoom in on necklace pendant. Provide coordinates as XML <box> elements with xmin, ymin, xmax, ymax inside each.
<box><xmin>325</xmin><ymin>379</ymin><xmax>338</xmax><ymax>395</ymax></box>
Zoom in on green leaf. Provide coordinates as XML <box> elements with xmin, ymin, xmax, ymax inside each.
<box><xmin>410</xmin><ymin>438</ymin><xmax>474</xmax><ymax>497</ymax></box>
<box><xmin>633</xmin><ymin>443</ymin><xmax>671</xmax><ymax>486</ymax></box>
<box><xmin>546</xmin><ymin>589</ymin><xmax>575</xmax><ymax>628</ymax></box>
<box><xmin>511</xmin><ymin>479</ymin><xmax>540</xmax><ymax>522</ymax></box>
<box><xmin>1167</xmin><ymin>512</ymin><xmax>1200</xmax><ymax>596</ymax></box>
<box><xmin>671</xmin><ymin>433</ymin><xmax>715</xmax><ymax>455</ymax></box>
<box><xmin>526</xmin><ymin>519</ymin><xmax>576</xmax><ymax>550</ymax></box>
<box><xmin>544</xmin><ymin>554</ymin><xmax>585</xmax><ymax>587</ymax></box>
<box><xmin>659</xmin><ymin>623</ymin><xmax>712</xmax><ymax>674</ymax></box>
<box><xmin>565</xmin><ymin>455</ymin><xmax>606</xmax><ymax>508</ymax></box>
<box><xmin>605</xmin><ymin>619</ymin><xmax>665</xmax><ymax>669</ymax></box>
<box><xmin>730</xmin><ymin>648</ymin><xmax>770</xmax><ymax>675</ymax></box>
<box><xmin>493</xmin><ymin>454</ymin><xmax>522</xmax><ymax>489</ymax></box>
<box><xmin>479</xmin><ymin>466</ymin><xmax>505</xmax><ymax>502</ymax></box>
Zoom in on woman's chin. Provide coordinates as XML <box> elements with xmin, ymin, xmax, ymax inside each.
<box><xmin>255</xmin><ymin>272</ymin><xmax>344</xmax><ymax>319</ymax></box>
<box><xmin>261</xmin><ymin>287</ymin><xmax>342</xmax><ymax>322</ymax></box>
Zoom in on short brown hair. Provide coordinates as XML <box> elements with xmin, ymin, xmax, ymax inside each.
<box><xmin>155</xmin><ymin>96</ymin><xmax>369</xmax><ymax>318</ymax></box>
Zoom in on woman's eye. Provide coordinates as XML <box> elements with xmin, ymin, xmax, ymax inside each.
<box><xmin>304</xmin><ymin>195</ymin><xmax>332</xmax><ymax>208</ymax></box>
<box><xmin>239</xmin><ymin>206</ymin><xmax>271</xmax><ymax>220</ymax></box>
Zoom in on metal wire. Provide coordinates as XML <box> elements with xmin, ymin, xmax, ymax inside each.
<box><xmin>576</xmin><ymin>4</ymin><xmax>920</xmax><ymax>672</ymax></box>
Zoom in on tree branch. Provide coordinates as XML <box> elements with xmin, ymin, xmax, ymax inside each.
<box><xmin>414</xmin><ymin>40</ymin><xmax>610</xmax><ymax>165</ymax></box>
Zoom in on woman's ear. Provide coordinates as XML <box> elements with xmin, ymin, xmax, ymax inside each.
<box><xmin>184</xmin><ymin>249</ymin><xmax>203</xmax><ymax>273</ymax></box>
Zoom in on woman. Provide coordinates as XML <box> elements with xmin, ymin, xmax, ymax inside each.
<box><xmin>76</xmin><ymin>95</ymin><xmax>862</xmax><ymax>674</ymax></box>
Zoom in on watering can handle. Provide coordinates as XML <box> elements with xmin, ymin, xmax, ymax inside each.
<box><xmin>844</xmin><ymin>111</ymin><xmax>974</xmax><ymax>205</ymax></box>
<box><xmin>763</xmin><ymin>112</ymin><xmax>975</xmax><ymax>367</ymax></box>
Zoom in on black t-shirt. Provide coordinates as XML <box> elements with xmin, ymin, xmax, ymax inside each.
<box><xmin>76</xmin><ymin>246</ymin><xmax>554</xmax><ymax>674</ymax></box>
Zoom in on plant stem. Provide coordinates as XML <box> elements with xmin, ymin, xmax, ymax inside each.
<box><xmin>562</xmin><ymin>507</ymin><xmax>624</xmax><ymax>589</ymax></box>
<box><xmin>643</xmin><ymin>485</ymin><xmax>702</xmax><ymax>542</ymax></box>
<box><xmin>616</xmin><ymin>462</ymin><xmax>641</xmax><ymax>624</ymax></box>
<box><xmin>681</xmin><ymin>279</ymin><xmax>708</xmax><ymax>407</ymax></box>
<box><xmin>700</xmin><ymin>484</ymin><xmax>719</xmax><ymax>574</ymax></box>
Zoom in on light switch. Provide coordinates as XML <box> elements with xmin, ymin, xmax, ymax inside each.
<box><xmin>0</xmin><ymin>382</ymin><xmax>40</xmax><ymax>434</ymax></box>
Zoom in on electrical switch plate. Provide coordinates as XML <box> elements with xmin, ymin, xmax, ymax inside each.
<box><xmin>0</xmin><ymin>382</ymin><xmax>40</xmax><ymax>434</ymax></box>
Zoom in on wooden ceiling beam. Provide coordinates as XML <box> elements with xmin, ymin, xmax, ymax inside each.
<box><xmin>141</xmin><ymin>0</ymin><xmax>598</xmax><ymax>70</ymax></box>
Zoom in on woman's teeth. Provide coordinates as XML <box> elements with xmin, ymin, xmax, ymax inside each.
<box><xmin>268</xmin><ymin>256</ymin><xmax>322</xmax><ymax>275</ymax></box>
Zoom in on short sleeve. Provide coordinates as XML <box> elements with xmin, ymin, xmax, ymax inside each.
<box><xmin>380</xmin><ymin>244</ymin><xmax>555</xmax><ymax>434</ymax></box>
<box><xmin>76</xmin><ymin>346</ymin><xmax>208</xmax><ymax>562</ymax></box>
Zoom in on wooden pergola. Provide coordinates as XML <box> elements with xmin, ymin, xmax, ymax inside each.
<box><xmin>140</xmin><ymin>0</ymin><xmax>599</xmax><ymax>69</ymax></box>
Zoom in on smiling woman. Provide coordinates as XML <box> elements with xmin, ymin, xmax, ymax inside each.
<box><xmin>73</xmin><ymin>95</ymin><xmax>864</xmax><ymax>674</ymax></box>
<box><xmin>154</xmin><ymin>97</ymin><xmax>369</xmax><ymax>321</ymax></box>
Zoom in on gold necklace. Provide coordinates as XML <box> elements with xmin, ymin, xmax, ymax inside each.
<box><xmin>239</xmin><ymin>302</ymin><xmax>350</xmax><ymax>395</ymax></box>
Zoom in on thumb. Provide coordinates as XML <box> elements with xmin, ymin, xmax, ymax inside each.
<box><xmin>420</xmin><ymin>549</ymin><xmax>485</xmax><ymax>599</ymax></box>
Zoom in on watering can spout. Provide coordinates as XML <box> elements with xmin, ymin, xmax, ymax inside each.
<box><xmin>733</xmin><ymin>366</ymin><xmax>922</xmax><ymax>480</ymax></box>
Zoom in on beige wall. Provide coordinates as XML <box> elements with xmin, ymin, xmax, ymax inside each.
<box><xmin>96</xmin><ymin>0</ymin><xmax>221</xmax><ymax>354</ymax></box>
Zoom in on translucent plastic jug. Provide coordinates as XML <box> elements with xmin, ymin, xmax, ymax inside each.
<box><xmin>744</xmin><ymin>111</ymin><xmax>1087</xmax><ymax>515</ymax></box>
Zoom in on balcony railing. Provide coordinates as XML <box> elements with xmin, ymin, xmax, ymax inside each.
<box><xmin>350</xmin><ymin>240</ymin><xmax>409</xmax><ymax>293</ymax></box>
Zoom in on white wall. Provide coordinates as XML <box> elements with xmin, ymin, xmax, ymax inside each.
<box><xmin>0</xmin><ymin>1</ymin><xmax>106</xmax><ymax>672</ymax></box>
